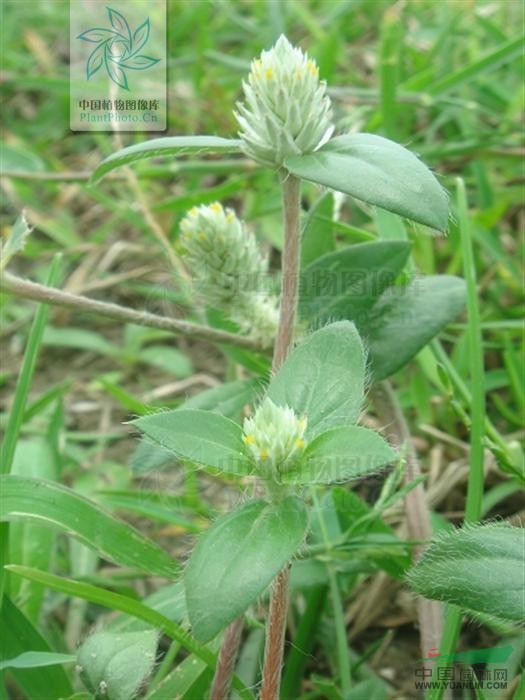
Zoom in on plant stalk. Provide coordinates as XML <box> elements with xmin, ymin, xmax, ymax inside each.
<box><xmin>0</xmin><ymin>272</ymin><xmax>263</xmax><ymax>351</ymax></box>
<box><xmin>260</xmin><ymin>173</ymin><xmax>302</xmax><ymax>700</ymax></box>
<box><xmin>209</xmin><ymin>174</ymin><xmax>301</xmax><ymax>700</ymax></box>
<box><xmin>210</xmin><ymin>616</ymin><xmax>245</xmax><ymax>700</ymax></box>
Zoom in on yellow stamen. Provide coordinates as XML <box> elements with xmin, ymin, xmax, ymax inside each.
<box><xmin>306</xmin><ymin>60</ymin><xmax>318</xmax><ymax>77</ymax></box>
<box><xmin>199</xmin><ymin>232</ymin><xmax>206</xmax><ymax>241</ymax></box>
<box><xmin>210</xmin><ymin>202</ymin><xmax>223</xmax><ymax>213</ymax></box>
<box><xmin>226</xmin><ymin>212</ymin><xmax>235</xmax><ymax>223</ymax></box>
<box><xmin>260</xmin><ymin>449</ymin><xmax>269</xmax><ymax>460</ymax></box>
<box><xmin>189</xmin><ymin>207</ymin><xmax>198</xmax><ymax>216</ymax></box>
<box><xmin>243</xmin><ymin>435</ymin><xmax>255</xmax><ymax>445</ymax></box>
<box><xmin>295</xmin><ymin>438</ymin><xmax>306</xmax><ymax>449</ymax></box>
<box><xmin>265</xmin><ymin>68</ymin><xmax>274</xmax><ymax>80</ymax></box>
<box><xmin>298</xmin><ymin>418</ymin><xmax>307</xmax><ymax>431</ymax></box>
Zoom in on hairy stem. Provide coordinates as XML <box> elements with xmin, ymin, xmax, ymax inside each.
<box><xmin>0</xmin><ymin>272</ymin><xmax>263</xmax><ymax>351</ymax></box>
<box><xmin>261</xmin><ymin>566</ymin><xmax>291</xmax><ymax>700</ymax></box>
<box><xmin>210</xmin><ymin>617</ymin><xmax>245</xmax><ymax>700</ymax></box>
<box><xmin>272</xmin><ymin>174</ymin><xmax>302</xmax><ymax>372</ymax></box>
<box><xmin>260</xmin><ymin>173</ymin><xmax>302</xmax><ymax>700</ymax></box>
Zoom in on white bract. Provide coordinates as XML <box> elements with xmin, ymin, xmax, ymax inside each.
<box><xmin>235</xmin><ymin>34</ymin><xmax>334</xmax><ymax>166</ymax></box>
<box><xmin>179</xmin><ymin>202</ymin><xmax>278</xmax><ymax>344</ymax></box>
<box><xmin>243</xmin><ymin>397</ymin><xmax>307</xmax><ymax>475</ymax></box>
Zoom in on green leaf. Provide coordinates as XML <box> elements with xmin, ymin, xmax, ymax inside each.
<box><xmin>92</xmin><ymin>136</ymin><xmax>242</xmax><ymax>182</ymax></box>
<box><xmin>0</xmin><ymin>596</ymin><xmax>73</xmax><ymax>698</ymax></box>
<box><xmin>406</xmin><ymin>524</ymin><xmax>525</xmax><ymax>622</ymax></box>
<box><xmin>77</xmin><ymin>630</ymin><xmax>158</xmax><ymax>700</ymax></box>
<box><xmin>330</xmin><ymin>488</ymin><xmax>410</xmax><ymax>578</ymax></box>
<box><xmin>184</xmin><ymin>497</ymin><xmax>308</xmax><ymax>641</ymax></box>
<box><xmin>0</xmin><ymin>475</ymin><xmax>178</xmax><ymax>577</ymax></box>
<box><xmin>282</xmin><ymin>426</ymin><xmax>396</xmax><ymax>485</ymax></box>
<box><xmin>299</xmin><ymin>240</ymin><xmax>411</xmax><ymax>325</ymax></box>
<box><xmin>0</xmin><ymin>212</ymin><xmax>32</xmax><ymax>271</ymax></box>
<box><xmin>133</xmin><ymin>409</ymin><xmax>253</xmax><ymax>475</ymax></box>
<box><xmin>285</xmin><ymin>133</ymin><xmax>449</xmax><ymax>231</ymax></box>
<box><xmin>183</xmin><ymin>378</ymin><xmax>263</xmax><ymax>418</ymax></box>
<box><xmin>362</xmin><ymin>275</ymin><xmax>467</xmax><ymax>380</ymax></box>
<box><xmin>139</xmin><ymin>345</ymin><xmax>193</xmax><ymax>377</ymax></box>
<box><xmin>300</xmin><ymin>192</ymin><xmax>336</xmax><ymax>268</ymax></box>
<box><xmin>131</xmin><ymin>379</ymin><xmax>262</xmax><ymax>475</ymax></box>
<box><xmin>0</xmin><ymin>651</ymin><xmax>76</xmax><ymax>671</ymax></box>
<box><xmin>6</xmin><ymin>566</ymin><xmax>255</xmax><ymax>700</ymax></box>
<box><xmin>267</xmin><ymin>321</ymin><xmax>365</xmax><ymax>438</ymax></box>
<box><xmin>10</xmin><ymin>438</ymin><xmax>57</xmax><ymax>622</ymax></box>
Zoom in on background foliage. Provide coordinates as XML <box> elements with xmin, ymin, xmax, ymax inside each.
<box><xmin>1</xmin><ymin>1</ymin><xmax>523</xmax><ymax>699</ymax></box>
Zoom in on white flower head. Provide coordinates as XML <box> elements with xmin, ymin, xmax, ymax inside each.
<box><xmin>235</xmin><ymin>34</ymin><xmax>334</xmax><ymax>166</ymax></box>
<box><xmin>178</xmin><ymin>202</ymin><xmax>278</xmax><ymax>344</ymax></box>
<box><xmin>243</xmin><ymin>397</ymin><xmax>307</xmax><ymax>475</ymax></box>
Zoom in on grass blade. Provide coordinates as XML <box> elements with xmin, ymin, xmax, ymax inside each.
<box><xmin>5</xmin><ymin>566</ymin><xmax>255</xmax><ymax>700</ymax></box>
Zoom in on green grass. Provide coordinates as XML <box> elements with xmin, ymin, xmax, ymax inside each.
<box><xmin>0</xmin><ymin>1</ymin><xmax>523</xmax><ymax>698</ymax></box>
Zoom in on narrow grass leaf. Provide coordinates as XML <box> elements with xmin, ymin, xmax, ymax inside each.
<box><xmin>5</xmin><ymin>566</ymin><xmax>254</xmax><ymax>700</ymax></box>
<box><xmin>1</xmin><ymin>475</ymin><xmax>178</xmax><ymax>577</ymax></box>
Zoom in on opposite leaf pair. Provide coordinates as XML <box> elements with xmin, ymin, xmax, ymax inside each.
<box><xmin>134</xmin><ymin>321</ymin><xmax>395</xmax><ymax>489</ymax></box>
<box><xmin>134</xmin><ymin>321</ymin><xmax>396</xmax><ymax>641</ymax></box>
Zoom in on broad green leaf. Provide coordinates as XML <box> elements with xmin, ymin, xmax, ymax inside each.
<box><xmin>133</xmin><ymin>409</ymin><xmax>253</xmax><ymax>475</ymax></box>
<box><xmin>407</xmin><ymin>524</ymin><xmax>525</xmax><ymax>622</ymax></box>
<box><xmin>0</xmin><ymin>475</ymin><xmax>178</xmax><ymax>577</ymax></box>
<box><xmin>0</xmin><ymin>212</ymin><xmax>32</xmax><ymax>271</ymax></box>
<box><xmin>300</xmin><ymin>192</ymin><xmax>336</xmax><ymax>268</ymax></box>
<box><xmin>131</xmin><ymin>379</ymin><xmax>263</xmax><ymax>474</ymax></box>
<box><xmin>92</xmin><ymin>136</ymin><xmax>242</xmax><ymax>182</ymax></box>
<box><xmin>299</xmin><ymin>240</ymin><xmax>411</xmax><ymax>324</ymax></box>
<box><xmin>267</xmin><ymin>321</ymin><xmax>365</xmax><ymax>438</ymax></box>
<box><xmin>362</xmin><ymin>275</ymin><xmax>467</xmax><ymax>380</ymax></box>
<box><xmin>282</xmin><ymin>426</ymin><xmax>396</xmax><ymax>485</ymax></box>
<box><xmin>77</xmin><ymin>630</ymin><xmax>158</xmax><ymax>700</ymax></box>
<box><xmin>285</xmin><ymin>133</ymin><xmax>449</xmax><ymax>231</ymax></box>
<box><xmin>6</xmin><ymin>566</ymin><xmax>254</xmax><ymax>700</ymax></box>
<box><xmin>0</xmin><ymin>651</ymin><xmax>76</xmax><ymax>671</ymax></box>
<box><xmin>0</xmin><ymin>596</ymin><xmax>73</xmax><ymax>698</ymax></box>
<box><xmin>185</xmin><ymin>497</ymin><xmax>308</xmax><ymax>641</ymax></box>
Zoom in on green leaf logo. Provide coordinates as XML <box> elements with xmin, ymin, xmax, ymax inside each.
<box><xmin>77</xmin><ymin>7</ymin><xmax>160</xmax><ymax>91</ymax></box>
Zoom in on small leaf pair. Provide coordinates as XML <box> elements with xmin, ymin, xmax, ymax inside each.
<box><xmin>134</xmin><ymin>321</ymin><xmax>396</xmax><ymax>488</ymax></box>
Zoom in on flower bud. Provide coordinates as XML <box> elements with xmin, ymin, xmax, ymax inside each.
<box><xmin>243</xmin><ymin>397</ymin><xmax>307</xmax><ymax>475</ymax></box>
<box><xmin>235</xmin><ymin>34</ymin><xmax>334</xmax><ymax>166</ymax></box>
<box><xmin>178</xmin><ymin>202</ymin><xmax>278</xmax><ymax>344</ymax></box>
